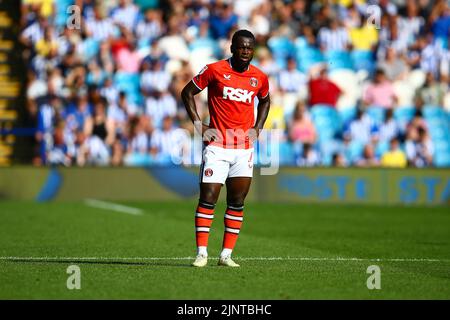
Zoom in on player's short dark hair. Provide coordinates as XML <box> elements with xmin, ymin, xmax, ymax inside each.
<box><xmin>231</xmin><ymin>29</ymin><xmax>255</xmax><ymax>45</ymax></box>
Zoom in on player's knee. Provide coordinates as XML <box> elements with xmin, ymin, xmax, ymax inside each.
<box><xmin>200</xmin><ymin>188</ymin><xmax>220</xmax><ymax>204</ymax></box>
<box><xmin>227</xmin><ymin>194</ymin><xmax>247</xmax><ymax>206</ymax></box>
<box><xmin>227</xmin><ymin>201</ymin><xmax>244</xmax><ymax>209</ymax></box>
<box><xmin>199</xmin><ymin>194</ymin><xmax>217</xmax><ymax>206</ymax></box>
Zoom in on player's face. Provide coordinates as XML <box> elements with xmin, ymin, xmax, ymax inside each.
<box><xmin>232</xmin><ymin>37</ymin><xmax>255</xmax><ymax>65</ymax></box>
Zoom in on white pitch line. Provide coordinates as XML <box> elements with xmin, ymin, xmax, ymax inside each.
<box><xmin>84</xmin><ymin>199</ymin><xmax>143</xmax><ymax>216</ymax></box>
<box><xmin>0</xmin><ymin>256</ymin><xmax>448</xmax><ymax>263</ymax></box>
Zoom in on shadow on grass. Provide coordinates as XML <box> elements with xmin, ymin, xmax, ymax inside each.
<box><xmin>1</xmin><ymin>259</ymin><xmax>191</xmax><ymax>268</ymax></box>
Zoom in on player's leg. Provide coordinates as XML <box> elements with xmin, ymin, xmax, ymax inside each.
<box><xmin>192</xmin><ymin>146</ymin><xmax>229</xmax><ymax>267</ymax></box>
<box><xmin>194</xmin><ymin>182</ymin><xmax>222</xmax><ymax>255</ymax></box>
<box><xmin>218</xmin><ymin>147</ymin><xmax>254</xmax><ymax>267</ymax></box>
<box><xmin>218</xmin><ymin>176</ymin><xmax>251</xmax><ymax>267</ymax></box>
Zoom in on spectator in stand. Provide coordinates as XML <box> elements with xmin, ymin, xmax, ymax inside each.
<box><xmin>64</xmin><ymin>94</ymin><xmax>92</xmax><ymax>135</ymax></box>
<box><xmin>136</xmin><ymin>8</ymin><xmax>165</xmax><ymax>43</ymax></box>
<box><xmin>84</xmin><ymin>5</ymin><xmax>116</xmax><ymax>42</ymax></box>
<box><xmin>417</xmin><ymin>33</ymin><xmax>443</xmax><ymax>78</ymax></box>
<box><xmin>408</xmin><ymin>109</ymin><xmax>428</xmax><ymax>134</ymax></box>
<box><xmin>278</xmin><ymin>58</ymin><xmax>307</xmax><ymax>93</ymax></box>
<box><xmin>107</xmin><ymin>91</ymin><xmax>129</xmax><ymax>139</ymax></box>
<box><xmin>100</xmin><ymin>77</ymin><xmax>119</xmax><ymax>106</ymax></box>
<box><xmin>47</xmin><ymin>123</ymin><xmax>72</xmax><ymax>166</ymax></box>
<box><xmin>145</xmin><ymin>88</ymin><xmax>177</xmax><ymax>129</ymax></box>
<box><xmin>209</xmin><ymin>2</ymin><xmax>238</xmax><ymax>40</ymax></box>
<box><xmin>116</xmin><ymin>40</ymin><xmax>142</xmax><ymax>73</ymax></box>
<box><xmin>354</xmin><ymin>144</ymin><xmax>380</xmax><ymax>167</ymax></box>
<box><xmin>380</xmin><ymin>137</ymin><xmax>407</xmax><ymax>168</ymax></box>
<box><xmin>318</xmin><ymin>18</ymin><xmax>350</xmax><ymax>52</ymax></box>
<box><xmin>331</xmin><ymin>152</ymin><xmax>347</xmax><ymax>167</ymax></box>
<box><xmin>377</xmin><ymin>108</ymin><xmax>400</xmax><ymax>143</ymax></box>
<box><xmin>348</xmin><ymin>11</ymin><xmax>378</xmax><ymax>51</ymax></box>
<box><xmin>344</xmin><ymin>108</ymin><xmax>378</xmax><ymax>145</ymax></box>
<box><xmin>296</xmin><ymin>143</ymin><xmax>320</xmax><ymax>167</ymax></box>
<box><xmin>378</xmin><ymin>47</ymin><xmax>409</xmax><ymax>81</ymax></box>
<box><xmin>429</xmin><ymin>0</ymin><xmax>450</xmax><ymax>45</ymax></box>
<box><xmin>308</xmin><ymin>66</ymin><xmax>342</xmax><ymax>108</ymax></box>
<box><xmin>288</xmin><ymin>103</ymin><xmax>316</xmax><ymax>145</ymax></box>
<box><xmin>140</xmin><ymin>59</ymin><xmax>171</xmax><ymax>95</ymax></box>
<box><xmin>126</xmin><ymin>116</ymin><xmax>150</xmax><ymax>155</ymax></box>
<box><xmin>74</xmin><ymin>130</ymin><xmax>110</xmax><ymax>166</ymax></box>
<box><xmin>406</xmin><ymin>126</ymin><xmax>434</xmax><ymax>167</ymax></box>
<box><xmin>150</xmin><ymin>115</ymin><xmax>190</xmax><ymax>165</ymax></box>
<box><xmin>111</xmin><ymin>0</ymin><xmax>140</xmax><ymax>32</ymax></box>
<box><xmin>21</xmin><ymin>14</ymin><xmax>48</xmax><ymax>48</ymax></box>
<box><xmin>84</xmin><ymin>97</ymin><xmax>114</xmax><ymax>145</ymax></box>
<box><xmin>362</xmin><ymin>69</ymin><xmax>398</xmax><ymax>109</ymax></box>
<box><xmin>414</xmin><ymin>72</ymin><xmax>447</xmax><ymax>108</ymax></box>
<box><xmin>398</xmin><ymin>0</ymin><xmax>425</xmax><ymax>48</ymax></box>
<box><xmin>35</xmin><ymin>26</ymin><xmax>58</xmax><ymax>58</ymax></box>
<box><xmin>255</xmin><ymin>47</ymin><xmax>279</xmax><ymax>77</ymax></box>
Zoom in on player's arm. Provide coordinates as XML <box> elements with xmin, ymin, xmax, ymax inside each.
<box><xmin>181</xmin><ymin>81</ymin><xmax>209</xmax><ymax>134</ymax></box>
<box><xmin>253</xmin><ymin>93</ymin><xmax>271</xmax><ymax>138</ymax></box>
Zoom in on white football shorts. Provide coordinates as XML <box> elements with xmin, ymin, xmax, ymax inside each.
<box><xmin>200</xmin><ymin>145</ymin><xmax>254</xmax><ymax>184</ymax></box>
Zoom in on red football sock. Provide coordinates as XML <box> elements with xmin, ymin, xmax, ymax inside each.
<box><xmin>222</xmin><ymin>204</ymin><xmax>244</xmax><ymax>250</ymax></box>
<box><xmin>195</xmin><ymin>201</ymin><xmax>215</xmax><ymax>248</ymax></box>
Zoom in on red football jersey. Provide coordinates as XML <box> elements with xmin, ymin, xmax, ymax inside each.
<box><xmin>192</xmin><ymin>59</ymin><xmax>269</xmax><ymax>149</ymax></box>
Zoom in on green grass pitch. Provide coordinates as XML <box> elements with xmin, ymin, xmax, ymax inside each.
<box><xmin>0</xmin><ymin>200</ymin><xmax>449</xmax><ymax>299</ymax></box>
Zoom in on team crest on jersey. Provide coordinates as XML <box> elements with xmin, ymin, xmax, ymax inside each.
<box><xmin>205</xmin><ymin>168</ymin><xmax>213</xmax><ymax>177</ymax></box>
<box><xmin>250</xmin><ymin>77</ymin><xmax>258</xmax><ymax>87</ymax></box>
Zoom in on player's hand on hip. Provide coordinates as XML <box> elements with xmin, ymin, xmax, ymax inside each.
<box><xmin>202</xmin><ymin>124</ymin><xmax>218</xmax><ymax>143</ymax></box>
<box><xmin>249</xmin><ymin>127</ymin><xmax>260</xmax><ymax>143</ymax></box>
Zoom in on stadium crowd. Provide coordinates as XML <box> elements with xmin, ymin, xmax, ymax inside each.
<box><xmin>20</xmin><ymin>0</ymin><xmax>450</xmax><ymax>167</ymax></box>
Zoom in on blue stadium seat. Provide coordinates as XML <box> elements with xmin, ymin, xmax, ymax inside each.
<box><xmin>423</xmin><ymin>105</ymin><xmax>446</xmax><ymax>119</ymax></box>
<box><xmin>189</xmin><ymin>37</ymin><xmax>221</xmax><ymax>57</ymax></box>
<box><xmin>114</xmin><ymin>72</ymin><xmax>141</xmax><ymax>105</ymax></box>
<box><xmin>55</xmin><ymin>0</ymin><xmax>74</xmax><ymax>27</ymax></box>
<box><xmin>319</xmin><ymin>139</ymin><xmax>340</xmax><ymax>166</ymax></box>
<box><xmin>324</xmin><ymin>50</ymin><xmax>353</xmax><ymax>71</ymax></box>
<box><xmin>434</xmin><ymin>139</ymin><xmax>450</xmax><ymax>152</ymax></box>
<box><xmin>394</xmin><ymin>107</ymin><xmax>416</xmax><ymax>128</ymax></box>
<box><xmin>296</xmin><ymin>46</ymin><xmax>325</xmax><ymax>73</ymax></box>
<box><xmin>375</xmin><ymin>141</ymin><xmax>389</xmax><ymax>157</ymax></box>
<box><xmin>429</xmin><ymin>127</ymin><xmax>448</xmax><ymax>140</ymax></box>
<box><xmin>254</xmin><ymin>142</ymin><xmax>295</xmax><ymax>166</ymax></box>
<box><xmin>82</xmin><ymin>38</ymin><xmax>100</xmax><ymax>62</ymax></box>
<box><xmin>279</xmin><ymin>141</ymin><xmax>296</xmax><ymax>166</ymax></box>
<box><xmin>338</xmin><ymin>107</ymin><xmax>357</xmax><ymax>128</ymax></box>
<box><xmin>426</xmin><ymin>118</ymin><xmax>448</xmax><ymax>128</ymax></box>
<box><xmin>311</xmin><ymin>105</ymin><xmax>341</xmax><ymax>142</ymax></box>
<box><xmin>310</xmin><ymin>104</ymin><xmax>335</xmax><ymax>118</ymax></box>
<box><xmin>366</xmin><ymin>106</ymin><xmax>386</xmax><ymax>125</ymax></box>
<box><xmin>434</xmin><ymin>152</ymin><xmax>450</xmax><ymax>168</ymax></box>
<box><xmin>294</xmin><ymin>37</ymin><xmax>308</xmax><ymax>51</ymax></box>
<box><xmin>138</xmin><ymin>38</ymin><xmax>150</xmax><ymax>50</ymax></box>
<box><xmin>351</xmin><ymin>50</ymin><xmax>375</xmax><ymax>74</ymax></box>
<box><xmin>268</xmin><ymin>36</ymin><xmax>295</xmax><ymax>69</ymax></box>
<box><xmin>347</xmin><ymin>140</ymin><xmax>364</xmax><ymax>163</ymax></box>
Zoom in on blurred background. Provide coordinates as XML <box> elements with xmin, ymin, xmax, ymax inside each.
<box><xmin>0</xmin><ymin>0</ymin><xmax>446</xmax><ymax>169</ymax></box>
<box><xmin>1</xmin><ymin>1</ymin><xmax>449</xmax><ymax>300</ymax></box>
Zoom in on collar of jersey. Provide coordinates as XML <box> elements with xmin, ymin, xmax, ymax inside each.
<box><xmin>227</xmin><ymin>58</ymin><xmax>250</xmax><ymax>73</ymax></box>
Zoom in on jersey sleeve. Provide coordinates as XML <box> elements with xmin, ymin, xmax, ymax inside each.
<box><xmin>258</xmin><ymin>74</ymin><xmax>270</xmax><ymax>99</ymax></box>
<box><xmin>192</xmin><ymin>64</ymin><xmax>213</xmax><ymax>91</ymax></box>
